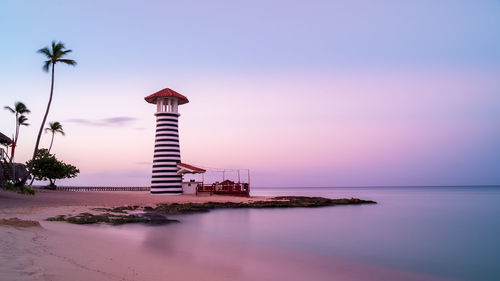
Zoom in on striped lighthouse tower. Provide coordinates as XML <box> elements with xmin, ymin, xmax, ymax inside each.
<box><xmin>145</xmin><ymin>88</ymin><xmax>189</xmax><ymax>194</ymax></box>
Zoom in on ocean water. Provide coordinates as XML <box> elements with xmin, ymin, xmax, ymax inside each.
<box><xmin>96</xmin><ymin>187</ymin><xmax>500</xmax><ymax>281</ymax></box>
<box><xmin>250</xmin><ymin>186</ymin><xmax>500</xmax><ymax>281</ymax></box>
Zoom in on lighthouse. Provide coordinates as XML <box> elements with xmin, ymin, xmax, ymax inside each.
<box><xmin>145</xmin><ymin>88</ymin><xmax>189</xmax><ymax>194</ymax></box>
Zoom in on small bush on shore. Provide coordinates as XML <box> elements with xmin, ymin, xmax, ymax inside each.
<box><xmin>22</xmin><ymin>186</ymin><xmax>35</xmax><ymax>195</ymax></box>
<box><xmin>2</xmin><ymin>181</ymin><xmax>35</xmax><ymax>195</ymax></box>
<box><xmin>25</xmin><ymin>149</ymin><xmax>79</xmax><ymax>188</ymax></box>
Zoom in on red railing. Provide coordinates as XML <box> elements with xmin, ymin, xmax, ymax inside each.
<box><xmin>197</xmin><ymin>182</ymin><xmax>249</xmax><ymax>196</ymax></box>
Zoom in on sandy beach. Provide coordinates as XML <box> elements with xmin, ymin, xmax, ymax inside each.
<box><xmin>0</xmin><ymin>189</ymin><xmax>452</xmax><ymax>281</ymax></box>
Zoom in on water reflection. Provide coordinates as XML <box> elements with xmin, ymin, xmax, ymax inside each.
<box><xmin>91</xmin><ymin>187</ymin><xmax>500</xmax><ymax>281</ymax></box>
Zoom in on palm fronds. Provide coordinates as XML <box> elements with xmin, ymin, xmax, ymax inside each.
<box><xmin>18</xmin><ymin>115</ymin><xmax>29</xmax><ymax>126</ymax></box>
<box><xmin>37</xmin><ymin>41</ymin><xmax>77</xmax><ymax>71</ymax></box>
<box><xmin>45</xmin><ymin>121</ymin><xmax>65</xmax><ymax>136</ymax></box>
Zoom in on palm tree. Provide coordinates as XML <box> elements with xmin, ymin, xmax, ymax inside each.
<box><xmin>18</xmin><ymin>115</ymin><xmax>29</xmax><ymax>127</ymax></box>
<box><xmin>45</xmin><ymin>121</ymin><xmax>65</xmax><ymax>153</ymax></box>
<box><xmin>24</xmin><ymin>41</ymin><xmax>76</xmax><ymax>186</ymax></box>
<box><xmin>3</xmin><ymin>102</ymin><xmax>30</xmax><ymax>184</ymax></box>
<box><xmin>3</xmin><ymin>102</ymin><xmax>30</xmax><ymax>159</ymax></box>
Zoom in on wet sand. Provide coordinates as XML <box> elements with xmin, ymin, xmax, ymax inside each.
<box><xmin>0</xmin><ymin>188</ymin><xmax>262</xmax><ymax>210</ymax></box>
<box><xmin>0</xmin><ymin>189</ymin><xmax>453</xmax><ymax>281</ymax></box>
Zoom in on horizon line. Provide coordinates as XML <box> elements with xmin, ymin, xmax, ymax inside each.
<box><xmin>36</xmin><ymin>184</ymin><xmax>500</xmax><ymax>188</ymax></box>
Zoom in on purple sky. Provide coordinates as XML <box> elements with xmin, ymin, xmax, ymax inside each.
<box><xmin>1</xmin><ymin>0</ymin><xmax>500</xmax><ymax>187</ymax></box>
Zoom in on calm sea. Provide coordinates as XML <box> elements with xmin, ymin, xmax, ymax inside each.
<box><xmin>98</xmin><ymin>186</ymin><xmax>500</xmax><ymax>281</ymax></box>
<box><xmin>251</xmin><ymin>186</ymin><xmax>500</xmax><ymax>281</ymax></box>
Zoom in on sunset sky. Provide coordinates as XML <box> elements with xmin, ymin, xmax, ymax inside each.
<box><xmin>1</xmin><ymin>0</ymin><xmax>499</xmax><ymax>187</ymax></box>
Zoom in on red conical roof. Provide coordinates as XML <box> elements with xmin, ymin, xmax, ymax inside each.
<box><xmin>144</xmin><ymin>88</ymin><xmax>189</xmax><ymax>104</ymax></box>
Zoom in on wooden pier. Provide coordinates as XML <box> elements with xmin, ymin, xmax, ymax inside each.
<box><xmin>54</xmin><ymin>186</ymin><xmax>150</xmax><ymax>192</ymax></box>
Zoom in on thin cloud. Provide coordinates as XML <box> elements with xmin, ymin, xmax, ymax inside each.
<box><xmin>65</xmin><ymin>118</ymin><xmax>98</xmax><ymax>126</ymax></box>
<box><xmin>66</xmin><ymin>116</ymin><xmax>138</xmax><ymax>127</ymax></box>
<box><xmin>102</xmin><ymin>117</ymin><xmax>137</xmax><ymax>125</ymax></box>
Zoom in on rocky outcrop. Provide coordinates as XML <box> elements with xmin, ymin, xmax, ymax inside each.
<box><xmin>47</xmin><ymin>212</ymin><xmax>179</xmax><ymax>225</ymax></box>
<box><xmin>150</xmin><ymin>196</ymin><xmax>376</xmax><ymax>214</ymax></box>
<box><xmin>0</xmin><ymin>217</ymin><xmax>41</xmax><ymax>227</ymax></box>
<box><xmin>47</xmin><ymin>196</ymin><xmax>377</xmax><ymax>225</ymax></box>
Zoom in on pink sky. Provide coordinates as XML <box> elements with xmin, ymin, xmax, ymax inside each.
<box><xmin>2</xmin><ymin>67</ymin><xmax>499</xmax><ymax>187</ymax></box>
<box><xmin>1</xmin><ymin>1</ymin><xmax>500</xmax><ymax>187</ymax></box>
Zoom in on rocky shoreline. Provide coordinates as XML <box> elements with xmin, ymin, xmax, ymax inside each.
<box><xmin>46</xmin><ymin>196</ymin><xmax>377</xmax><ymax>225</ymax></box>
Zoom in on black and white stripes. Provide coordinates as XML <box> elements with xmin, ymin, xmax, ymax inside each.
<box><xmin>151</xmin><ymin>112</ymin><xmax>182</xmax><ymax>194</ymax></box>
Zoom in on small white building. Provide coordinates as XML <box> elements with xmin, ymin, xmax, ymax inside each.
<box><xmin>177</xmin><ymin>163</ymin><xmax>206</xmax><ymax>194</ymax></box>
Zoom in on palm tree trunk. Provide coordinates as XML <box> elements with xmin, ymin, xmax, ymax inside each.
<box><xmin>12</xmin><ymin>112</ymin><xmax>18</xmax><ymax>160</ymax></box>
<box><xmin>10</xmin><ymin>114</ymin><xmax>17</xmax><ymax>160</ymax></box>
<box><xmin>24</xmin><ymin>63</ymin><xmax>55</xmax><ymax>187</ymax></box>
<box><xmin>28</xmin><ymin>174</ymin><xmax>35</xmax><ymax>186</ymax></box>
<box><xmin>48</xmin><ymin>132</ymin><xmax>54</xmax><ymax>153</ymax></box>
<box><xmin>11</xmin><ymin>114</ymin><xmax>19</xmax><ymax>183</ymax></box>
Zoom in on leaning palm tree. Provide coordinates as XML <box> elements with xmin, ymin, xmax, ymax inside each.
<box><xmin>24</xmin><ymin>41</ymin><xmax>76</xmax><ymax>186</ymax></box>
<box><xmin>45</xmin><ymin>121</ymin><xmax>65</xmax><ymax>153</ymax></box>
<box><xmin>4</xmin><ymin>102</ymin><xmax>31</xmax><ymax>159</ymax></box>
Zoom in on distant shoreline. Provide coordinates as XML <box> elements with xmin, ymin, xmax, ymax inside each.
<box><xmin>40</xmin><ymin>184</ymin><xmax>500</xmax><ymax>190</ymax></box>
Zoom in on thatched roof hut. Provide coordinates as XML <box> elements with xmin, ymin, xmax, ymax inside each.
<box><xmin>0</xmin><ymin>132</ymin><xmax>12</xmax><ymax>146</ymax></box>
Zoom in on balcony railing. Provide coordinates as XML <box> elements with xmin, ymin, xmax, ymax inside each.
<box><xmin>0</xmin><ymin>148</ymin><xmax>10</xmax><ymax>163</ymax></box>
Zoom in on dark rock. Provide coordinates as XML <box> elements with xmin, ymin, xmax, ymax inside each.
<box><xmin>46</xmin><ymin>212</ymin><xmax>178</xmax><ymax>225</ymax></box>
<box><xmin>151</xmin><ymin>196</ymin><xmax>376</xmax><ymax>214</ymax></box>
<box><xmin>0</xmin><ymin>217</ymin><xmax>41</xmax><ymax>227</ymax></box>
<box><xmin>91</xmin><ymin>205</ymin><xmax>140</xmax><ymax>214</ymax></box>
<box><xmin>46</xmin><ymin>215</ymin><xmax>67</xmax><ymax>222</ymax></box>
<box><xmin>47</xmin><ymin>196</ymin><xmax>375</xmax><ymax>226</ymax></box>
<box><xmin>137</xmin><ymin>213</ymin><xmax>180</xmax><ymax>225</ymax></box>
<box><xmin>66</xmin><ymin>212</ymin><xmax>111</xmax><ymax>224</ymax></box>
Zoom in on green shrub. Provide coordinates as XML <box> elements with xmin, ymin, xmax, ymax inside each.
<box><xmin>3</xmin><ymin>181</ymin><xmax>16</xmax><ymax>191</ymax></box>
<box><xmin>26</xmin><ymin>149</ymin><xmax>79</xmax><ymax>187</ymax></box>
<box><xmin>2</xmin><ymin>181</ymin><xmax>35</xmax><ymax>195</ymax></box>
<box><xmin>20</xmin><ymin>186</ymin><xmax>35</xmax><ymax>195</ymax></box>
